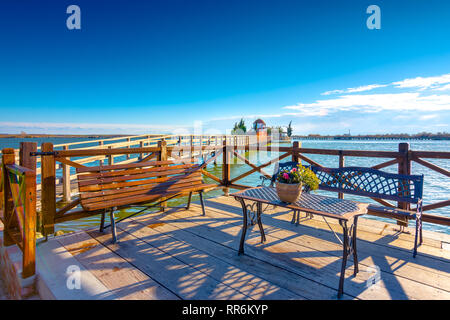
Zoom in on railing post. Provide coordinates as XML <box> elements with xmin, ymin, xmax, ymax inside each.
<box><xmin>158</xmin><ymin>139</ymin><xmax>167</xmax><ymax>211</ymax></box>
<box><xmin>107</xmin><ymin>146</ymin><xmax>114</xmax><ymax>165</ymax></box>
<box><xmin>338</xmin><ymin>150</ymin><xmax>345</xmax><ymax>199</ymax></box>
<box><xmin>2</xmin><ymin>148</ymin><xmax>16</xmax><ymax>246</ymax></box>
<box><xmin>22</xmin><ymin>168</ymin><xmax>36</xmax><ymax>278</ymax></box>
<box><xmin>41</xmin><ymin>142</ymin><xmax>56</xmax><ymax>236</ymax></box>
<box><xmin>139</xmin><ymin>141</ymin><xmax>144</xmax><ymax>160</ymax></box>
<box><xmin>62</xmin><ymin>145</ymin><xmax>71</xmax><ymax>202</ymax></box>
<box><xmin>222</xmin><ymin>139</ymin><xmax>230</xmax><ymax>187</ymax></box>
<box><xmin>397</xmin><ymin>142</ymin><xmax>410</xmax><ymax>227</ymax></box>
<box><xmin>99</xmin><ymin>141</ymin><xmax>104</xmax><ymax>166</ymax></box>
<box><xmin>126</xmin><ymin>137</ymin><xmax>131</xmax><ymax>160</ymax></box>
<box><xmin>19</xmin><ymin>142</ymin><xmax>37</xmax><ymax>171</ymax></box>
<box><xmin>292</xmin><ymin>141</ymin><xmax>299</xmax><ymax>163</ymax></box>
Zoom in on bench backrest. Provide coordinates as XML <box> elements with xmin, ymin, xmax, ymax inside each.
<box><xmin>76</xmin><ymin>160</ymin><xmax>203</xmax><ymax>211</ymax></box>
<box><xmin>309</xmin><ymin>166</ymin><xmax>424</xmax><ymax>204</ymax></box>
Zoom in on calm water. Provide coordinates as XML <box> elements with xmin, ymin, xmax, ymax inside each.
<box><xmin>1</xmin><ymin>137</ymin><xmax>449</xmax><ymax>234</ymax></box>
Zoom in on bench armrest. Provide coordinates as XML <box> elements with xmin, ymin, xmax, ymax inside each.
<box><xmin>258</xmin><ymin>176</ymin><xmax>274</xmax><ymax>187</ymax></box>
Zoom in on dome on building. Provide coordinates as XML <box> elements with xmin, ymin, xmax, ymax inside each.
<box><xmin>253</xmin><ymin>118</ymin><xmax>266</xmax><ymax>126</ymax></box>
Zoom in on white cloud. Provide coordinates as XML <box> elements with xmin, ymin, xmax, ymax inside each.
<box><xmin>321</xmin><ymin>84</ymin><xmax>387</xmax><ymax>95</ymax></box>
<box><xmin>392</xmin><ymin>73</ymin><xmax>450</xmax><ymax>90</ymax></box>
<box><xmin>346</xmin><ymin>84</ymin><xmax>388</xmax><ymax>93</ymax></box>
<box><xmin>433</xmin><ymin>83</ymin><xmax>450</xmax><ymax>91</ymax></box>
<box><xmin>321</xmin><ymin>89</ymin><xmax>345</xmax><ymax>96</ymax></box>
<box><xmin>283</xmin><ymin>92</ymin><xmax>450</xmax><ymax>115</ymax></box>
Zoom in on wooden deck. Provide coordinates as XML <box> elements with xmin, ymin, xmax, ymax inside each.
<box><xmin>38</xmin><ymin>195</ymin><xmax>450</xmax><ymax>300</ymax></box>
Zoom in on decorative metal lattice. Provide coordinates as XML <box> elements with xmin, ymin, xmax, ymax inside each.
<box><xmin>241</xmin><ymin>186</ymin><xmax>360</xmax><ymax>216</ymax></box>
<box><xmin>310</xmin><ymin>166</ymin><xmax>423</xmax><ymax>204</ymax></box>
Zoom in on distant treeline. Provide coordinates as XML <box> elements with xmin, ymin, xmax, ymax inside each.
<box><xmin>293</xmin><ymin>132</ymin><xmax>450</xmax><ymax>140</ymax></box>
<box><xmin>0</xmin><ymin>134</ymin><xmax>129</xmax><ymax>139</ymax></box>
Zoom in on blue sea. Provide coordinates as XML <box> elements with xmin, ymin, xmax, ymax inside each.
<box><xmin>1</xmin><ymin>137</ymin><xmax>449</xmax><ymax>234</ymax></box>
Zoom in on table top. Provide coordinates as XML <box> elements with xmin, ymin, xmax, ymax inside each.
<box><xmin>231</xmin><ymin>186</ymin><xmax>368</xmax><ymax>221</ymax></box>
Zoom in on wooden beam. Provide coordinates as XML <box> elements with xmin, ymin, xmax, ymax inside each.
<box><xmin>230</xmin><ymin>152</ymin><xmax>291</xmax><ymax>184</ymax></box>
<box><xmin>2</xmin><ymin>148</ymin><xmax>16</xmax><ymax>246</ymax></box>
<box><xmin>371</xmin><ymin>158</ymin><xmax>399</xmax><ymax>170</ymax></box>
<box><xmin>412</xmin><ymin>156</ymin><xmax>450</xmax><ymax>178</ymax></box>
<box><xmin>41</xmin><ymin>143</ymin><xmax>56</xmax><ymax>235</ymax></box>
<box><xmin>22</xmin><ymin>169</ymin><xmax>36</xmax><ymax>278</ymax></box>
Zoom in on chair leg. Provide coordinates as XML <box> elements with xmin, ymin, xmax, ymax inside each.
<box><xmin>199</xmin><ymin>191</ymin><xmax>206</xmax><ymax>216</ymax></box>
<box><xmin>413</xmin><ymin>217</ymin><xmax>419</xmax><ymax>258</ymax></box>
<box><xmin>110</xmin><ymin>208</ymin><xmax>117</xmax><ymax>243</ymax></box>
<box><xmin>99</xmin><ymin>211</ymin><xmax>106</xmax><ymax>232</ymax></box>
<box><xmin>186</xmin><ymin>192</ymin><xmax>193</xmax><ymax>210</ymax></box>
<box><xmin>419</xmin><ymin>216</ymin><xmax>423</xmax><ymax>245</ymax></box>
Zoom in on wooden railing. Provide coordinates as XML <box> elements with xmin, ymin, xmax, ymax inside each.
<box><xmin>1</xmin><ymin>146</ymin><xmax>37</xmax><ymax>279</ymax></box>
<box><xmin>26</xmin><ymin>134</ymin><xmax>259</xmax><ymax>235</ymax></box>
<box><xmin>3</xmin><ymin>136</ymin><xmax>450</xmax><ymax>244</ymax></box>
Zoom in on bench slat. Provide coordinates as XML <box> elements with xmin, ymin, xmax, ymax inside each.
<box><xmin>82</xmin><ymin>183</ymin><xmax>216</xmax><ymax>211</ymax></box>
<box><xmin>78</xmin><ymin>171</ymin><xmax>201</xmax><ymax>192</ymax></box>
<box><xmin>81</xmin><ymin>179</ymin><xmax>204</xmax><ymax>204</ymax></box>
<box><xmin>75</xmin><ymin>160</ymin><xmax>196</xmax><ymax>173</ymax></box>
<box><xmin>80</xmin><ymin>176</ymin><xmax>202</xmax><ymax>200</ymax></box>
<box><xmin>78</xmin><ymin>167</ymin><xmax>201</xmax><ymax>187</ymax></box>
<box><xmin>82</xmin><ymin>180</ymin><xmax>205</xmax><ymax>206</ymax></box>
<box><xmin>77</xmin><ymin>163</ymin><xmax>195</xmax><ymax>180</ymax></box>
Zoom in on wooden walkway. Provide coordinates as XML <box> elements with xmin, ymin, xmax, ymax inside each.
<box><xmin>39</xmin><ymin>195</ymin><xmax>450</xmax><ymax>300</ymax></box>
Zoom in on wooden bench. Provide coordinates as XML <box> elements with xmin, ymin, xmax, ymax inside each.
<box><xmin>261</xmin><ymin>163</ymin><xmax>424</xmax><ymax>257</ymax></box>
<box><xmin>76</xmin><ymin>160</ymin><xmax>216</xmax><ymax>242</ymax></box>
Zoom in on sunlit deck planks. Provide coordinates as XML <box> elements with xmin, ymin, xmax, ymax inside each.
<box><xmin>38</xmin><ymin>195</ymin><xmax>450</xmax><ymax>300</ymax></box>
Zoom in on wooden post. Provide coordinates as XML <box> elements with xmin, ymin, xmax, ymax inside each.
<box><xmin>107</xmin><ymin>146</ymin><xmax>114</xmax><ymax>165</ymax></box>
<box><xmin>41</xmin><ymin>143</ymin><xmax>56</xmax><ymax>236</ymax></box>
<box><xmin>338</xmin><ymin>150</ymin><xmax>345</xmax><ymax>199</ymax></box>
<box><xmin>222</xmin><ymin>139</ymin><xmax>230</xmax><ymax>187</ymax></box>
<box><xmin>190</xmin><ymin>135</ymin><xmax>194</xmax><ymax>162</ymax></box>
<box><xmin>397</xmin><ymin>142</ymin><xmax>410</xmax><ymax>227</ymax></box>
<box><xmin>139</xmin><ymin>141</ymin><xmax>144</xmax><ymax>160</ymax></box>
<box><xmin>292</xmin><ymin>141</ymin><xmax>299</xmax><ymax>163</ymax></box>
<box><xmin>22</xmin><ymin>169</ymin><xmax>36</xmax><ymax>278</ymax></box>
<box><xmin>99</xmin><ymin>141</ymin><xmax>104</xmax><ymax>166</ymax></box>
<box><xmin>18</xmin><ymin>142</ymin><xmax>37</xmax><ymax>277</ymax></box>
<box><xmin>126</xmin><ymin>137</ymin><xmax>131</xmax><ymax>160</ymax></box>
<box><xmin>2</xmin><ymin>148</ymin><xmax>16</xmax><ymax>246</ymax></box>
<box><xmin>158</xmin><ymin>139</ymin><xmax>167</xmax><ymax>211</ymax></box>
<box><xmin>178</xmin><ymin>136</ymin><xmax>182</xmax><ymax>159</ymax></box>
<box><xmin>62</xmin><ymin>145</ymin><xmax>71</xmax><ymax>202</ymax></box>
<box><xmin>19</xmin><ymin>142</ymin><xmax>37</xmax><ymax>171</ymax></box>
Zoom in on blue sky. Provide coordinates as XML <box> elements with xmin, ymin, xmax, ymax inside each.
<box><xmin>0</xmin><ymin>0</ymin><xmax>450</xmax><ymax>135</ymax></box>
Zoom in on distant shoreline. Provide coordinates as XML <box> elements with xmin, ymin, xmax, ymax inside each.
<box><xmin>0</xmin><ymin>134</ymin><xmax>129</xmax><ymax>139</ymax></box>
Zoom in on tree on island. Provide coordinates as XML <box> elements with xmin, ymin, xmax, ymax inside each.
<box><xmin>232</xmin><ymin>118</ymin><xmax>247</xmax><ymax>135</ymax></box>
<box><xmin>287</xmin><ymin>121</ymin><xmax>293</xmax><ymax>137</ymax></box>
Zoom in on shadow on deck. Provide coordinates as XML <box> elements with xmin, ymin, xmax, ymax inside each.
<box><xmin>35</xmin><ymin>195</ymin><xmax>450</xmax><ymax>300</ymax></box>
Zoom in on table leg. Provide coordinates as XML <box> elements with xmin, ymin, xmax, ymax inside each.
<box><xmin>338</xmin><ymin>220</ymin><xmax>349</xmax><ymax>298</ymax></box>
<box><xmin>256</xmin><ymin>201</ymin><xmax>266</xmax><ymax>243</ymax></box>
<box><xmin>338</xmin><ymin>217</ymin><xmax>360</xmax><ymax>298</ymax></box>
<box><xmin>237</xmin><ymin>198</ymin><xmax>248</xmax><ymax>255</ymax></box>
<box><xmin>291</xmin><ymin>210</ymin><xmax>297</xmax><ymax>224</ymax></box>
<box><xmin>352</xmin><ymin>216</ymin><xmax>359</xmax><ymax>275</ymax></box>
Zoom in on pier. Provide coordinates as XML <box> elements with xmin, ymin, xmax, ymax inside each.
<box><xmin>1</xmin><ymin>134</ymin><xmax>450</xmax><ymax>299</ymax></box>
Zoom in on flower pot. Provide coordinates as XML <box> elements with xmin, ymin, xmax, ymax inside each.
<box><xmin>276</xmin><ymin>182</ymin><xmax>303</xmax><ymax>203</ymax></box>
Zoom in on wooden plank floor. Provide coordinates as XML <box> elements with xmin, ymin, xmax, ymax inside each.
<box><xmin>47</xmin><ymin>195</ymin><xmax>450</xmax><ymax>300</ymax></box>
